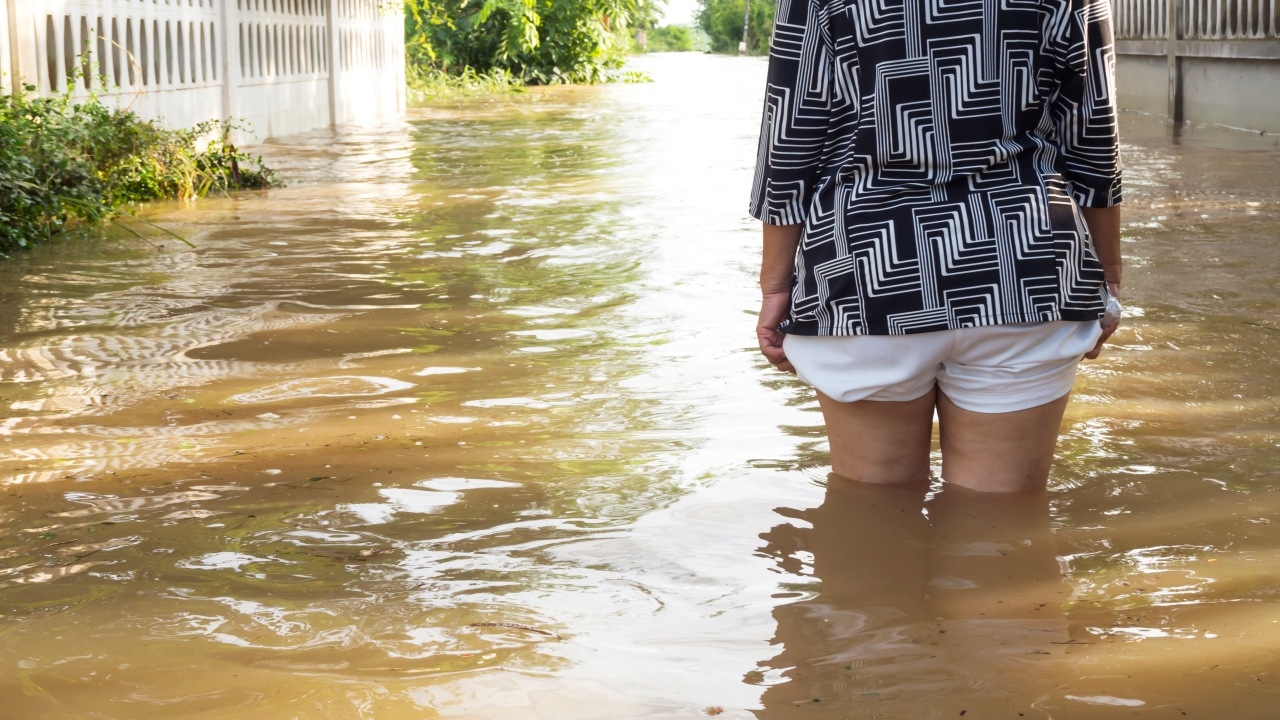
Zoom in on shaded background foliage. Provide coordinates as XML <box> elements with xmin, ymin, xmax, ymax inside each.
<box><xmin>696</xmin><ymin>0</ymin><xmax>773</xmax><ymax>54</ymax></box>
<box><xmin>405</xmin><ymin>0</ymin><xmax>665</xmax><ymax>84</ymax></box>
<box><xmin>643</xmin><ymin>23</ymin><xmax>709</xmax><ymax>52</ymax></box>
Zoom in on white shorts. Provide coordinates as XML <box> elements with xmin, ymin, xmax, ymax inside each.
<box><xmin>782</xmin><ymin>321</ymin><xmax>1103</xmax><ymax>414</ymax></box>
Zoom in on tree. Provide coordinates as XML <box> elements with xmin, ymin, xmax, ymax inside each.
<box><xmin>695</xmin><ymin>0</ymin><xmax>773</xmax><ymax>54</ymax></box>
<box><xmin>405</xmin><ymin>0</ymin><xmax>666</xmax><ymax>84</ymax></box>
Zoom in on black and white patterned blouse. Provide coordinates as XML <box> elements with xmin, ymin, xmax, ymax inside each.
<box><xmin>749</xmin><ymin>0</ymin><xmax>1122</xmax><ymax>336</ymax></box>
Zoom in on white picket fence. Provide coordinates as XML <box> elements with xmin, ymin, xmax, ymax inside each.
<box><xmin>1115</xmin><ymin>0</ymin><xmax>1280</xmax><ymax>38</ymax></box>
<box><xmin>1</xmin><ymin>0</ymin><xmax>404</xmax><ymax>140</ymax></box>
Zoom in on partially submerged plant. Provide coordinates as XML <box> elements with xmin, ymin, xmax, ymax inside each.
<box><xmin>1</xmin><ymin>85</ymin><xmax>276</xmax><ymax>255</ymax></box>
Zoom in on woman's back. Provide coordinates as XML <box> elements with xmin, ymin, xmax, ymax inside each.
<box><xmin>751</xmin><ymin>0</ymin><xmax>1121</xmax><ymax>336</ymax></box>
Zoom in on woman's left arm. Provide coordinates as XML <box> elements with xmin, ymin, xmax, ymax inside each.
<box><xmin>758</xmin><ymin>223</ymin><xmax>804</xmax><ymax>373</ymax></box>
<box><xmin>747</xmin><ymin>0</ymin><xmax>835</xmax><ymax>227</ymax></box>
<box><xmin>749</xmin><ymin>0</ymin><xmax>833</xmax><ymax>371</ymax></box>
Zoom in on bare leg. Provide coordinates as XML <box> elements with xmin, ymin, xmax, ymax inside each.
<box><xmin>936</xmin><ymin>392</ymin><xmax>1071</xmax><ymax>493</ymax></box>
<box><xmin>817</xmin><ymin>387</ymin><xmax>936</xmax><ymax>486</ymax></box>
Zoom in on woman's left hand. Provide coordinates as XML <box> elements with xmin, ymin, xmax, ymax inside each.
<box><xmin>758</xmin><ymin>291</ymin><xmax>795</xmax><ymax>373</ymax></box>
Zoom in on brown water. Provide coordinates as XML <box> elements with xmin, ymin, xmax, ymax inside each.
<box><xmin>1</xmin><ymin>53</ymin><xmax>1279</xmax><ymax>719</ymax></box>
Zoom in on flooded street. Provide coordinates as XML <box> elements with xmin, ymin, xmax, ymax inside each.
<box><xmin>1</xmin><ymin>53</ymin><xmax>1279</xmax><ymax>718</ymax></box>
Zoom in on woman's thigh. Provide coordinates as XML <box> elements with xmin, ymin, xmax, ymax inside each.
<box><xmin>936</xmin><ymin>391</ymin><xmax>1071</xmax><ymax>493</ymax></box>
<box><xmin>817</xmin><ymin>387</ymin><xmax>936</xmax><ymax>486</ymax></box>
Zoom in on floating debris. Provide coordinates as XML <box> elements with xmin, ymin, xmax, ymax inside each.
<box><xmin>467</xmin><ymin>621</ymin><xmax>558</xmax><ymax>638</ymax></box>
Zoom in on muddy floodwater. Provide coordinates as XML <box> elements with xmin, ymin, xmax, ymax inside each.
<box><xmin>2</xmin><ymin>53</ymin><xmax>1279</xmax><ymax>719</ymax></box>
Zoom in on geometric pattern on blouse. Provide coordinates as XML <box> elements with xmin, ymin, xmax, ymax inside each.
<box><xmin>749</xmin><ymin>0</ymin><xmax>1122</xmax><ymax>335</ymax></box>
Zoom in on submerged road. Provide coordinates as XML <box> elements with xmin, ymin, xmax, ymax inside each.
<box><xmin>1</xmin><ymin>53</ymin><xmax>1279</xmax><ymax>719</ymax></box>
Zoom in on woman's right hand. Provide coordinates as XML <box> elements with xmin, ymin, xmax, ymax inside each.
<box><xmin>1085</xmin><ymin>283</ymin><xmax>1122</xmax><ymax>360</ymax></box>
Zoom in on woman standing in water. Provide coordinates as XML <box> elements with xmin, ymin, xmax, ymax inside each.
<box><xmin>752</xmin><ymin>0</ymin><xmax>1123</xmax><ymax>492</ymax></box>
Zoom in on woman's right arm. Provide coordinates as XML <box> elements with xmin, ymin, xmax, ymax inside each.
<box><xmin>1049</xmin><ymin>0</ymin><xmax>1123</xmax><ymax>210</ymax></box>
<box><xmin>1082</xmin><ymin>205</ymin><xmax>1122</xmax><ymax>359</ymax></box>
<box><xmin>1051</xmin><ymin>0</ymin><xmax>1124</xmax><ymax>358</ymax></box>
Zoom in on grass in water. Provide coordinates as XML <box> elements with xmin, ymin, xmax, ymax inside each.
<box><xmin>406</xmin><ymin>66</ymin><xmax>525</xmax><ymax>102</ymax></box>
<box><xmin>406</xmin><ymin>64</ymin><xmax>651</xmax><ymax>103</ymax></box>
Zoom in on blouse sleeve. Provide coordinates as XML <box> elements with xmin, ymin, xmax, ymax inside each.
<box><xmin>1050</xmin><ymin>0</ymin><xmax>1123</xmax><ymax>208</ymax></box>
<box><xmin>748</xmin><ymin>0</ymin><xmax>835</xmax><ymax>225</ymax></box>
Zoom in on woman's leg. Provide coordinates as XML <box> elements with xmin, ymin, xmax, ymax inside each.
<box><xmin>817</xmin><ymin>386</ymin><xmax>937</xmax><ymax>486</ymax></box>
<box><xmin>936</xmin><ymin>391</ymin><xmax>1071</xmax><ymax>493</ymax></box>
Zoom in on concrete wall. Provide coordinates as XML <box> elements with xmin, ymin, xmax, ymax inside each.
<box><xmin>1116</xmin><ymin>55</ymin><xmax>1170</xmax><ymax>117</ymax></box>
<box><xmin>1115</xmin><ymin>51</ymin><xmax>1280</xmax><ymax>134</ymax></box>
<box><xmin>1</xmin><ymin>0</ymin><xmax>404</xmax><ymax>142</ymax></box>
<box><xmin>1181</xmin><ymin>57</ymin><xmax>1280</xmax><ymax>132</ymax></box>
<box><xmin>1111</xmin><ymin>0</ymin><xmax>1280</xmax><ymax>133</ymax></box>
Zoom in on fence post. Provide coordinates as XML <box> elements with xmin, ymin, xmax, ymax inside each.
<box><xmin>1</xmin><ymin>0</ymin><xmax>10</xmax><ymax>93</ymax></box>
<box><xmin>1167</xmin><ymin>0</ymin><xmax>1184</xmax><ymax>124</ymax></box>
<box><xmin>219</xmin><ymin>0</ymin><xmax>238</xmax><ymax>127</ymax></box>
<box><xmin>3</xmin><ymin>0</ymin><xmax>27</xmax><ymax>94</ymax></box>
<box><xmin>326</xmin><ymin>0</ymin><xmax>339</xmax><ymax>127</ymax></box>
<box><xmin>17</xmin><ymin>0</ymin><xmax>40</xmax><ymax>94</ymax></box>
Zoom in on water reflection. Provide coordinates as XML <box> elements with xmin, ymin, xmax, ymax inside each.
<box><xmin>756</xmin><ymin>481</ymin><xmax>1073</xmax><ymax>717</ymax></box>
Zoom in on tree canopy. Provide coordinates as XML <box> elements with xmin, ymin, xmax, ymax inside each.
<box><xmin>405</xmin><ymin>0</ymin><xmax>665</xmax><ymax>84</ymax></box>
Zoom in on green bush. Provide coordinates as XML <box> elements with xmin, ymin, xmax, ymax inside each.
<box><xmin>0</xmin><ymin>87</ymin><xmax>275</xmax><ymax>255</ymax></box>
<box><xmin>696</xmin><ymin>0</ymin><xmax>773</xmax><ymax>54</ymax></box>
<box><xmin>644</xmin><ymin>24</ymin><xmax>699</xmax><ymax>52</ymax></box>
